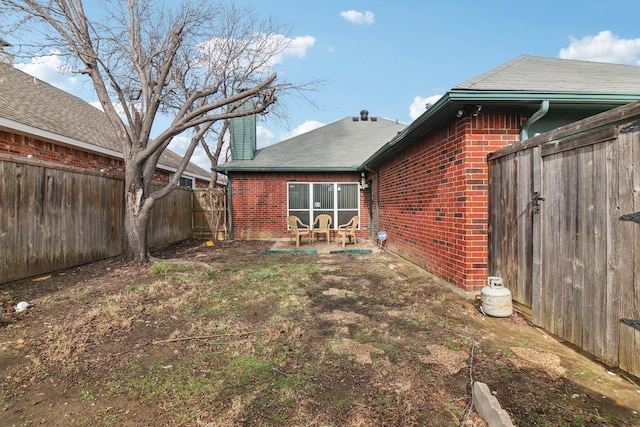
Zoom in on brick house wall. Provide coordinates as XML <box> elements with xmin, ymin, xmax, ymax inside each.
<box><xmin>373</xmin><ymin>113</ymin><xmax>524</xmax><ymax>292</ymax></box>
<box><xmin>229</xmin><ymin>171</ymin><xmax>370</xmax><ymax>240</ymax></box>
<box><xmin>0</xmin><ymin>129</ymin><xmax>210</xmax><ymax>187</ymax></box>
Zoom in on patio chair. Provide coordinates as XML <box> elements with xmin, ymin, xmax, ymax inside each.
<box><xmin>287</xmin><ymin>215</ymin><xmax>312</xmax><ymax>248</ymax></box>
<box><xmin>337</xmin><ymin>215</ymin><xmax>359</xmax><ymax>248</ymax></box>
<box><xmin>312</xmin><ymin>214</ymin><xmax>333</xmax><ymax>244</ymax></box>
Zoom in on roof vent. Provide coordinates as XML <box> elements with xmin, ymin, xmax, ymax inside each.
<box><xmin>360</xmin><ymin>110</ymin><xmax>369</xmax><ymax>121</ymax></box>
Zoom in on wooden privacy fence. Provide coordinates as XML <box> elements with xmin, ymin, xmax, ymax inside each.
<box><xmin>488</xmin><ymin>101</ymin><xmax>640</xmax><ymax>378</ymax></box>
<box><xmin>0</xmin><ymin>156</ymin><xmax>197</xmax><ymax>285</ymax></box>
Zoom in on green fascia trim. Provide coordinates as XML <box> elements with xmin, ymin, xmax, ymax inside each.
<box><xmin>447</xmin><ymin>90</ymin><xmax>640</xmax><ymax>103</ymax></box>
<box><xmin>329</xmin><ymin>249</ymin><xmax>373</xmax><ymax>254</ymax></box>
<box><xmin>266</xmin><ymin>248</ymin><xmax>318</xmax><ymax>254</ymax></box>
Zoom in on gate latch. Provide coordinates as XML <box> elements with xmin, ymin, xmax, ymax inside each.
<box><xmin>532</xmin><ymin>192</ymin><xmax>545</xmax><ymax>214</ymax></box>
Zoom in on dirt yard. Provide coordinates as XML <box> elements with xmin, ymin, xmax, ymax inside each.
<box><xmin>1</xmin><ymin>239</ymin><xmax>639</xmax><ymax>426</ymax></box>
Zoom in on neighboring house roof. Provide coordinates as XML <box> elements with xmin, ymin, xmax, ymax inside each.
<box><xmin>0</xmin><ymin>62</ymin><xmax>209</xmax><ymax>180</ymax></box>
<box><xmin>364</xmin><ymin>55</ymin><xmax>640</xmax><ymax>168</ymax></box>
<box><xmin>218</xmin><ymin>113</ymin><xmax>406</xmax><ymax>172</ymax></box>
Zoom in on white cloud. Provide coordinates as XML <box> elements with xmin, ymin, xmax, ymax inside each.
<box><xmin>559</xmin><ymin>30</ymin><xmax>640</xmax><ymax>65</ymax></box>
<box><xmin>286</xmin><ymin>120</ymin><xmax>324</xmax><ymax>139</ymax></box>
<box><xmin>188</xmin><ymin>148</ymin><xmax>212</xmax><ymax>171</ymax></box>
<box><xmin>167</xmin><ymin>135</ymin><xmax>191</xmax><ymax>156</ymax></box>
<box><xmin>167</xmin><ymin>135</ymin><xmax>211</xmax><ymax>171</ymax></box>
<box><xmin>199</xmin><ymin>33</ymin><xmax>315</xmax><ymax>73</ymax></box>
<box><xmin>250</xmin><ymin>33</ymin><xmax>316</xmax><ymax>68</ymax></box>
<box><xmin>257</xmin><ymin>125</ymin><xmax>275</xmax><ymax>148</ymax></box>
<box><xmin>280</xmin><ymin>36</ymin><xmax>316</xmax><ymax>61</ymax></box>
<box><xmin>340</xmin><ymin>10</ymin><xmax>375</xmax><ymax>26</ymax></box>
<box><xmin>409</xmin><ymin>95</ymin><xmax>443</xmax><ymax>121</ymax></box>
<box><xmin>14</xmin><ymin>51</ymin><xmax>79</xmax><ymax>90</ymax></box>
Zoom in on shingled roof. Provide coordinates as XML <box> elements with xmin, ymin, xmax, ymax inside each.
<box><xmin>454</xmin><ymin>55</ymin><xmax>640</xmax><ymax>94</ymax></box>
<box><xmin>364</xmin><ymin>55</ymin><xmax>640</xmax><ymax>169</ymax></box>
<box><xmin>218</xmin><ymin>113</ymin><xmax>406</xmax><ymax>172</ymax></box>
<box><xmin>0</xmin><ymin>62</ymin><xmax>209</xmax><ymax>179</ymax></box>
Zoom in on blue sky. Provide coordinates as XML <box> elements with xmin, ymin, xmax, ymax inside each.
<box><xmin>8</xmin><ymin>0</ymin><xmax>640</xmax><ymax>170</ymax></box>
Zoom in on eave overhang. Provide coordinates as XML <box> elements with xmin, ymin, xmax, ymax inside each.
<box><xmin>214</xmin><ymin>165</ymin><xmax>361</xmax><ymax>173</ymax></box>
<box><xmin>362</xmin><ymin>90</ymin><xmax>640</xmax><ymax>170</ymax></box>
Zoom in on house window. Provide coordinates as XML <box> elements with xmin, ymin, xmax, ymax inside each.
<box><xmin>178</xmin><ymin>176</ymin><xmax>194</xmax><ymax>188</ymax></box>
<box><xmin>287</xmin><ymin>182</ymin><xmax>359</xmax><ymax>228</ymax></box>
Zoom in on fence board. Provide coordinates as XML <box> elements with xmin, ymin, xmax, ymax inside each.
<box><xmin>591</xmin><ymin>142</ymin><xmax>608</xmax><ymax>359</ymax></box>
<box><xmin>487</xmin><ymin>156</ymin><xmax>504</xmax><ymax>276</ymax></box>
<box><xmin>600</xmin><ymin>138</ymin><xmax>621</xmax><ymax>366</ymax></box>
<box><xmin>531</xmin><ymin>146</ymin><xmax>543</xmax><ymax>322</ymax></box>
<box><xmin>515</xmin><ymin>150</ymin><xmax>533</xmax><ymax>307</ymax></box>
<box><xmin>618</xmin><ymin>130</ymin><xmax>639</xmax><ymax>374</ymax></box>
<box><xmin>540</xmin><ymin>153</ymin><xmax>560</xmax><ymax>333</ymax></box>
<box><xmin>631</xmin><ymin>129</ymin><xmax>640</xmax><ymax>377</ymax></box>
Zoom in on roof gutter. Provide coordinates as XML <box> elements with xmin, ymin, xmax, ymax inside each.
<box><xmin>521</xmin><ymin>100</ymin><xmax>549</xmax><ymax>140</ymax></box>
<box><xmin>213</xmin><ymin>166</ymin><xmax>361</xmax><ymax>173</ymax></box>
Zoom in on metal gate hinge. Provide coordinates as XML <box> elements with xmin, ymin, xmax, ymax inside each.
<box><xmin>620</xmin><ymin>119</ymin><xmax>640</xmax><ymax>134</ymax></box>
<box><xmin>621</xmin><ymin>318</ymin><xmax>640</xmax><ymax>330</ymax></box>
<box><xmin>620</xmin><ymin>211</ymin><xmax>640</xmax><ymax>223</ymax></box>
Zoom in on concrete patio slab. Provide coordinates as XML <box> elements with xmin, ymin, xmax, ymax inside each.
<box><xmin>267</xmin><ymin>238</ymin><xmax>381</xmax><ymax>255</ymax></box>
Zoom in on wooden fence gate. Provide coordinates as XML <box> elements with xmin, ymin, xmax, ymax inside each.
<box><xmin>488</xmin><ymin>102</ymin><xmax>640</xmax><ymax>377</ymax></box>
<box><xmin>192</xmin><ymin>188</ymin><xmax>228</xmax><ymax>241</ymax></box>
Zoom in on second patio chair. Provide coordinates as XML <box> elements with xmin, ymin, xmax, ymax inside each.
<box><xmin>312</xmin><ymin>214</ymin><xmax>332</xmax><ymax>244</ymax></box>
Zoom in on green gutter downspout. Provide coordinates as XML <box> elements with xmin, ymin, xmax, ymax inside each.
<box><xmin>225</xmin><ymin>171</ymin><xmax>234</xmax><ymax>240</ymax></box>
<box><xmin>521</xmin><ymin>100</ymin><xmax>549</xmax><ymax>140</ymax></box>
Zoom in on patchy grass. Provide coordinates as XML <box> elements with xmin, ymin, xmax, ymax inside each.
<box><xmin>1</xmin><ymin>240</ymin><xmax>639</xmax><ymax>426</ymax></box>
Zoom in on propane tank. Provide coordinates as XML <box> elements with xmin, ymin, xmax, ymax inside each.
<box><xmin>481</xmin><ymin>277</ymin><xmax>513</xmax><ymax>317</ymax></box>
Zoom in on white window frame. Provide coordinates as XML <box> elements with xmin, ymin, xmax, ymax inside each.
<box><xmin>287</xmin><ymin>182</ymin><xmax>360</xmax><ymax>228</ymax></box>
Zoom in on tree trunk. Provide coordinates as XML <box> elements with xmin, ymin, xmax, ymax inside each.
<box><xmin>123</xmin><ymin>186</ymin><xmax>154</xmax><ymax>263</ymax></box>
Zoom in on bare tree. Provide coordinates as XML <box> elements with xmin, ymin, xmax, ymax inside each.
<box><xmin>1</xmin><ymin>0</ymin><xmax>305</xmax><ymax>262</ymax></box>
<box><xmin>169</xmin><ymin>5</ymin><xmax>288</xmax><ymax>185</ymax></box>
<box><xmin>169</xmin><ymin>6</ymin><xmax>316</xmax><ymax>185</ymax></box>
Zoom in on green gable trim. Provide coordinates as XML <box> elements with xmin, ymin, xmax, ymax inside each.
<box><xmin>448</xmin><ymin>90</ymin><xmax>640</xmax><ymax>103</ymax></box>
